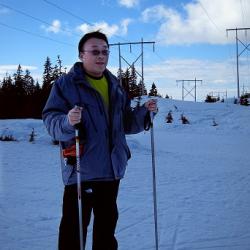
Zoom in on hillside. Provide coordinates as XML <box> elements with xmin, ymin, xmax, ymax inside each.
<box><xmin>1</xmin><ymin>98</ymin><xmax>250</xmax><ymax>250</ymax></box>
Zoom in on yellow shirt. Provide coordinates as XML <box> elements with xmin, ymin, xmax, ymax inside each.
<box><xmin>86</xmin><ymin>75</ymin><xmax>109</xmax><ymax>108</ymax></box>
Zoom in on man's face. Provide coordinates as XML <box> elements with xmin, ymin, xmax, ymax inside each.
<box><xmin>79</xmin><ymin>38</ymin><xmax>109</xmax><ymax>77</ymax></box>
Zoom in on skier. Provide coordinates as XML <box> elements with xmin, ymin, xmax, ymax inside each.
<box><xmin>42</xmin><ymin>31</ymin><xmax>158</xmax><ymax>250</ymax></box>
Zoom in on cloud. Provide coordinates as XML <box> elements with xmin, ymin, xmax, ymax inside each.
<box><xmin>76</xmin><ymin>19</ymin><xmax>132</xmax><ymax>37</ymax></box>
<box><xmin>144</xmin><ymin>58</ymin><xmax>235</xmax><ymax>84</ymax></box>
<box><xmin>120</xmin><ymin>18</ymin><xmax>133</xmax><ymax>35</ymax></box>
<box><xmin>109</xmin><ymin>56</ymin><xmax>249</xmax><ymax>100</ymax></box>
<box><xmin>142</xmin><ymin>57</ymin><xmax>250</xmax><ymax>99</ymax></box>
<box><xmin>42</xmin><ymin>19</ymin><xmax>61</xmax><ymax>34</ymax></box>
<box><xmin>141</xmin><ymin>0</ymin><xmax>250</xmax><ymax>45</ymax></box>
<box><xmin>77</xmin><ymin>22</ymin><xmax>119</xmax><ymax>37</ymax></box>
<box><xmin>118</xmin><ymin>0</ymin><xmax>139</xmax><ymax>8</ymax></box>
<box><xmin>141</xmin><ymin>4</ymin><xmax>173</xmax><ymax>23</ymax></box>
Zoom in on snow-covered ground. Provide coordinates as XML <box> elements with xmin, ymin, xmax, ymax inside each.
<box><xmin>1</xmin><ymin>98</ymin><xmax>250</xmax><ymax>250</ymax></box>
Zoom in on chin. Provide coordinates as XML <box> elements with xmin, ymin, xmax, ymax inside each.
<box><xmin>93</xmin><ymin>71</ymin><xmax>104</xmax><ymax>77</ymax></box>
<box><xmin>96</xmin><ymin>67</ymin><xmax>105</xmax><ymax>73</ymax></box>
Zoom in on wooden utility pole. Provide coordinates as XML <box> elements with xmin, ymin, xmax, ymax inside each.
<box><xmin>226</xmin><ymin>27</ymin><xmax>250</xmax><ymax>98</ymax></box>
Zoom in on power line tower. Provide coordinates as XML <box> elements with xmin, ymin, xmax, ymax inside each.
<box><xmin>226</xmin><ymin>27</ymin><xmax>250</xmax><ymax>98</ymax></box>
<box><xmin>109</xmin><ymin>39</ymin><xmax>155</xmax><ymax>90</ymax></box>
<box><xmin>176</xmin><ymin>78</ymin><xmax>202</xmax><ymax>102</ymax></box>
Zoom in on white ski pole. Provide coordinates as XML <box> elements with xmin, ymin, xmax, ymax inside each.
<box><xmin>150</xmin><ymin>111</ymin><xmax>159</xmax><ymax>250</ymax></box>
<box><xmin>75</xmin><ymin>117</ymin><xmax>84</xmax><ymax>250</ymax></box>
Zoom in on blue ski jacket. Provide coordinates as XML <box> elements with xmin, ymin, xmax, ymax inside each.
<box><xmin>42</xmin><ymin>62</ymin><xmax>150</xmax><ymax>185</ymax></box>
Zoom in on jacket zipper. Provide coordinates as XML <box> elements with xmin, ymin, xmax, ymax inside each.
<box><xmin>85</xmin><ymin>105</ymin><xmax>98</xmax><ymax>133</ymax></box>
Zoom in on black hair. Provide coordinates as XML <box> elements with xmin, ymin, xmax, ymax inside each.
<box><xmin>78</xmin><ymin>31</ymin><xmax>109</xmax><ymax>55</ymax></box>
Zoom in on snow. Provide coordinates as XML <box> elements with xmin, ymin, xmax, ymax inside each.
<box><xmin>1</xmin><ymin>98</ymin><xmax>250</xmax><ymax>250</ymax></box>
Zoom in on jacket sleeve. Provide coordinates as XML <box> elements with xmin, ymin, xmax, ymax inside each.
<box><xmin>123</xmin><ymin>95</ymin><xmax>151</xmax><ymax>135</ymax></box>
<box><xmin>42</xmin><ymin>78</ymin><xmax>75</xmax><ymax>142</ymax></box>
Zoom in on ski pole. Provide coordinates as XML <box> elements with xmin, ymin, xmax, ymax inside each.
<box><xmin>74</xmin><ymin>106</ymin><xmax>85</xmax><ymax>250</ymax></box>
<box><xmin>150</xmin><ymin>111</ymin><xmax>159</xmax><ymax>250</ymax></box>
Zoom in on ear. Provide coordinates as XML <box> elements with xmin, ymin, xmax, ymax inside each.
<box><xmin>79</xmin><ymin>52</ymin><xmax>84</xmax><ymax>62</ymax></box>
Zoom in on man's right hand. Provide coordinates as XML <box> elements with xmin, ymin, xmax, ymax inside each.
<box><xmin>67</xmin><ymin>106</ymin><xmax>83</xmax><ymax>126</ymax></box>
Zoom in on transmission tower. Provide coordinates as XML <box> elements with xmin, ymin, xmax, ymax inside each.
<box><xmin>226</xmin><ymin>27</ymin><xmax>250</xmax><ymax>98</ymax></box>
<box><xmin>109</xmin><ymin>39</ymin><xmax>155</xmax><ymax>89</ymax></box>
<box><xmin>176</xmin><ymin>78</ymin><xmax>202</xmax><ymax>102</ymax></box>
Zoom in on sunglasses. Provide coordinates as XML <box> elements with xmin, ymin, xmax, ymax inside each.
<box><xmin>83</xmin><ymin>49</ymin><xmax>110</xmax><ymax>56</ymax></box>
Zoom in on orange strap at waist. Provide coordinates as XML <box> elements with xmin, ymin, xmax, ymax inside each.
<box><xmin>62</xmin><ymin>144</ymin><xmax>84</xmax><ymax>158</ymax></box>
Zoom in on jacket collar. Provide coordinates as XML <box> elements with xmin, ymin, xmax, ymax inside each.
<box><xmin>70</xmin><ymin>62</ymin><xmax>119</xmax><ymax>90</ymax></box>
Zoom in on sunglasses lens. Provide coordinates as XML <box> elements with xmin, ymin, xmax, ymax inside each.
<box><xmin>84</xmin><ymin>50</ymin><xmax>109</xmax><ymax>56</ymax></box>
<box><xmin>102</xmin><ymin>50</ymin><xmax>109</xmax><ymax>55</ymax></box>
<box><xmin>92</xmin><ymin>50</ymin><xmax>100</xmax><ymax>56</ymax></box>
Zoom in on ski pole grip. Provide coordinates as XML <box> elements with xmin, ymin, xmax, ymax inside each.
<box><xmin>74</xmin><ymin>105</ymin><xmax>82</xmax><ymax>130</ymax></box>
<box><xmin>74</xmin><ymin>123</ymin><xmax>81</xmax><ymax>130</ymax></box>
<box><xmin>150</xmin><ymin>111</ymin><xmax>154</xmax><ymax>121</ymax></box>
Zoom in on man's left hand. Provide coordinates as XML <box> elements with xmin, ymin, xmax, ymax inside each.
<box><xmin>144</xmin><ymin>99</ymin><xmax>158</xmax><ymax>113</ymax></box>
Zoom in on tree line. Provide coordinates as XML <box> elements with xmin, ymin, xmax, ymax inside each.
<box><xmin>118</xmin><ymin>64</ymin><xmax>161</xmax><ymax>99</ymax></box>
<box><xmin>0</xmin><ymin>57</ymin><xmax>161</xmax><ymax>119</ymax></box>
<box><xmin>0</xmin><ymin>56</ymin><xmax>65</xmax><ymax>119</ymax></box>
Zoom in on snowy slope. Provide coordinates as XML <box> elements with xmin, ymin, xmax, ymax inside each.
<box><xmin>1</xmin><ymin>99</ymin><xmax>250</xmax><ymax>250</ymax></box>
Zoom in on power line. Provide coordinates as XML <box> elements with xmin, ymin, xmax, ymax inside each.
<box><xmin>41</xmin><ymin>0</ymin><xmax>176</xmax><ymax>78</ymax></box>
<box><xmin>198</xmin><ymin>2</ymin><xmax>223</xmax><ymax>33</ymax></box>
<box><xmin>153</xmin><ymin>50</ymin><xmax>184</xmax><ymax>76</ymax></box>
<box><xmin>41</xmin><ymin>0</ymin><xmax>130</xmax><ymax>44</ymax></box>
<box><xmin>1</xmin><ymin>0</ymin><xmax>182</xmax><ymax>95</ymax></box>
<box><xmin>0</xmin><ymin>21</ymin><xmax>74</xmax><ymax>47</ymax></box>
<box><xmin>42</xmin><ymin>0</ymin><xmax>92</xmax><ymax>25</ymax></box>
<box><xmin>41</xmin><ymin>0</ymin><xmax>172</xmax><ymax>86</ymax></box>
<box><xmin>0</xmin><ymin>2</ymin><xmax>80</xmax><ymax>38</ymax></box>
<box><xmin>0</xmin><ymin>3</ymin><xmax>52</xmax><ymax>27</ymax></box>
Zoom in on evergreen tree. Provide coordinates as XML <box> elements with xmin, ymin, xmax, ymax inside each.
<box><xmin>23</xmin><ymin>69</ymin><xmax>36</xmax><ymax>95</ymax></box>
<box><xmin>166</xmin><ymin>111</ymin><xmax>173</xmax><ymax>123</ymax></box>
<box><xmin>138</xmin><ymin>79</ymin><xmax>147</xmax><ymax>96</ymax></box>
<box><xmin>53</xmin><ymin>55</ymin><xmax>64</xmax><ymax>80</ymax></box>
<box><xmin>240</xmin><ymin>94</ymin><xmax>249</xmax><ymax>106</ymax></box>
<box><xmin>0</xmin><ymin>75</ymin><xmax>13</xmax><ymax>118</ymax></box>
<box><xmin>205</xmin><ymin>95</ymin><xmax>217</xmax><ymax>103</ymax></box>
<box><xmin>129</xmin><ymin>64</ymin><xmax>138</xmax><ymax>98</ymax></box>
<box><xmin>181</xmin><ymin>114</ymin><xmax>190</xmax><ymax>124</ymax></box>
<box><xmin>1</xmin><ymin>75</ymin><xmax>14</xmax><ymax>94</ymax></box>
<box><xmin>0</xmin><ymin>56</ymin><xmax>65</xmax><ymax>119</ymax></box>
<box><xmin>42</xmin><ymin>57</ymin><xmax>54</xmax><ymax>92</ymax></box>
<box><xmin>13</xmin><ymin>64</ymin><xmax>26</xmax><ymax>96</ymax></box>
<box><xmin>57</xmin><ymin>55</ymin><xmax>63</xmax><ymax>75</ymax></box>
<box><xmin>34</xmin><ymin>80</ymin><xmax>41</xmax><ymax>92</ymax></box>
<box><xmin>117</xmin><ymin>68</ymin><xmax>129</xmax><ymax>94</ymax></box>
<box><xmin>123</xmin><ymin>68</ymin><xmax>131</xmax><ymax>97</ymax></box>
<box><xmin>117</xmin><ymin>66</ymin><xmax>147</xmax><ymax>98</ymax></box>
<box><xmin>1</xmin><ymin>65</ymin><xmax>27</xmax><ymax>118</ymax></box>
<box><xmin>149</xmin><ymin>82</ymin><xmax>158</xmax><ymax>97</ymax></box>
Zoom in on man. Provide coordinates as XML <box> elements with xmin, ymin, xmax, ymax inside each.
<box><xmin>42</xmin><ymin>31</ymin><xmax>157</xmax><ymax>250</ymax></box>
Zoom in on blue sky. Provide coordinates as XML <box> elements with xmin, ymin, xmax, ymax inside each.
<box><xmin>0</xmin><ymin>0</ymin><xmax>250</xmax><ymax>100</ymax></box>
